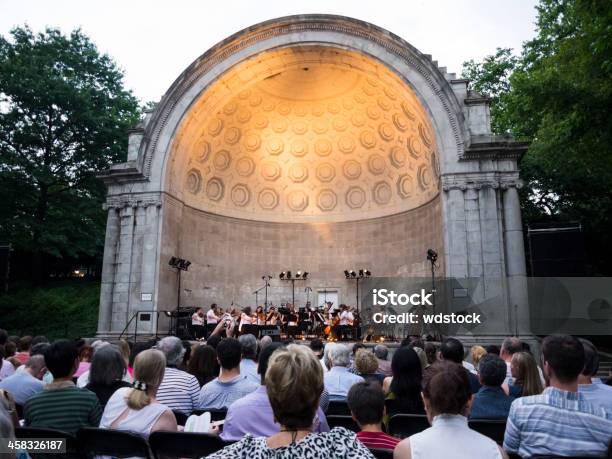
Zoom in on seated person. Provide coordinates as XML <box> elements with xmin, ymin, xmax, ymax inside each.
<box><xmin>354</xmin><ymin>349</ymin><xmax>385</xmax><ymax>385</ymax></box>
<box><xmin>440</xmin><ymin>338</ymin><xmax>481</xmax><ymax>393</ymax></box>
<box><xmin>100</xmin><ymin>349</ymin><xmax>176</xmax><ymax>437</ymax></box>
<box><xmin>0</xmin><ymin>354</ymin><xmax>46</xmax><ymax>405</ymax></box>
<box><xmin>347</xmin><ymin>381</ymin><xmax>399</xmax><ymax>452</ymax></box>
<box><xmin>577</xmin><ymin>338</ymin><xmax>612</xmax><ymax>411</ymax></box>
<box><xmin>238</xmin><ymin>334</ymin><xmax>259</xmax><ymax>385</ymax></box>
<box><xmin>206</xmin><ymin>344</ymin><xmax>374</xmax><ymax>458</ymax></box>
<box><xmin>24</xmin><ymin>340</ymin><xmax>101</xmax><ymax>435</ymax></box>
<box><xmin>383</xmin><ymin>346</ymin><xmax>425</xmax><ymax>416</ymax></box>
<box><xmin>470</xmin><ymin>354</ymin><xmax>515</xmax><ymax>419</ymax></box>
<box><xmin>507</xmin><ymin>351</ymin><xmax>543</xmax><ymax>397</ymax></box>
<box><xmin>504</xmin><ymin>335</ymin><xmax>612</xmax><ymax>458</ymax></box>
<box><xmin>156</xmin><ymin>337</ymin><xmax>200</xmax><ymax>414</ymax></box>
<box><xmin>221</xmin><ymin>342</ymin><xmax>329</xmax><ymax>441</ymax></box>
<box><xmin>395</xmin><ymin>361</ymin><xmax>506</xmax><ymax>459</ymax></box>
<box><xmin>323</xmin><ymin>344</ymin><xmax>364</xmax><ymax>401</ymax></box>
<box><xmin>198</xmin><ymin>337</ymin><xmax>258</xmax><ymax>409</ymax></box>
<box><xmin>85</xmin><ymin>345</ymin><xmax>131</xmax><ymax>408</ymax></box>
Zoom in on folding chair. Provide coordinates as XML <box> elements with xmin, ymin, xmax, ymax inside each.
<box><xmin>149</xmin><ymin>431</ymin><xmax>231</xmax><ymax>459</ymax></box>
<box><xmin>326</xmin><ymin>414</ymin><xmax>360</xmax><ymax>432</ymax></box>
<box><xmin>326</xmin><ymin>400</ymin><xmax>351</xmax><ymax>415</ymax></box>
<box><xmin>77</xmin><ymin>427</ymin><xmax>152</xmax><ymax>459</ymax></box>
<box><xmin>14</xmin><ymin>427</ymin><xmax>79</xmax><ymax>459</ymax></box>
<box><xmin>387</xmin><ymin>414</ymin><xmax>430</xmax><ymax>439</ymax></box>
<box><xmin>369</xmin><ymin>448</ymin><xmax>394</xmax><ymax>459</ymax></box>
<box><xmin>468</xmin><ymin>418</ymin><xmax>507</xmax><ymax>444</ymax></box>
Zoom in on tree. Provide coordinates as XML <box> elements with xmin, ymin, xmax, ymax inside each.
<box><xmin>0</xmin><ymin>26</ymin><xmax>140</xmax><ymax>281</ymax></box>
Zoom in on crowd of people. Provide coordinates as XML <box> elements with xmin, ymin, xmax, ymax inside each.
<box><xmin>0</xmin><ymin>326</ymin><xmax>611</xmax><ymax>458</ymax></box>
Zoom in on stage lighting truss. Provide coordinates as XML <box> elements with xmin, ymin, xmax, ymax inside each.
<box><xmin>279</xmin><ymin>270</ymin><xmax>309</xmax><ymax>280</ymax></box>
<box><xmin>344</xmin><ymin>268</ymin><xmax>371</xmax><ymax>279</ymax></box>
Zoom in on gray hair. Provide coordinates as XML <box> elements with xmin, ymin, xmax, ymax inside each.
<box><xmin>156</xmin><ymin>336</ymin><xmax>185</xmax><ymax>366</ymax></box>
<box><xmin>328</xmin><ymin>343</ymin><xmax>351</xmax><ymax>367</ymax></box>
<box><xmin>89</xmin><ymin>345</ymin><xmax>127</xmax><ymax>385</ymax></box>
<box><xmin>238</xmin><ymin>334</ymin><xmax>258</xmax><ymax>360</ymax></box>
<box><xmin>374</xmin><ymin>344</ymin><xmax>388</xmax><ymax>360</ymax></box>
<box><xmin>259</xmin><ymin>335</ymin><xmax>272</xmax><ymax>351</ymax></box>
<box><xmin>501</xmin><ymin>337</ymin><xmax>522</xmax><ymax>356</ymax></box>
<box><xmin>25</xmin><ymin>354</ymin><xmax>46</xmax><ymax>373</ymax></box>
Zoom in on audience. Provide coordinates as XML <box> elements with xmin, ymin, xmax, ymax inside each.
<box><xmin>577</xmin><ymin>338</ymin><xmax>612</xmax><ymax>410</ymax></box>
<box><xmin>374</xmin><ymin>344</ymin><xmax>392</xmax><ymax>377</ymax></box>
<box><xmin>383</xmin><ymin>346</ymin><xmax>425</xmax><ymax>416</ymax></box>
<box><xmin>208</xmin><ymin>344</ymin><xmax>374</xmax><ymax>458</ymax></box>
<box><xmin>354</xmin><ymin>349</ymin><xmax>384</xmax><ymax>385</ymax></box>
<box><xmin>187</xmin><ymin>344</ymin><xmax>218</xmax><ymax>386</ymax></box>
<box><xmin>470</xmin><ymin>345</ymin><xmax>487</xmax><ymax>373</ymax></box>
<box><xmin>507</xmin><ymin>351</ymin><xmax>543</xmax><ymax>397</ymax></box>
<box><xmin>100</xmin><ymin>349</ymin><xmax>177</xmax><ymax>437</ymax></box>
<box><xmin>504</xmin><ymin>335</ymin><xmax>612</xmax><ymax>458</ymax></box>
<box><xmin>238</xmin><ymin>334</ymin><xmax>259</xmax><ymax>384</ymax></box>
<box><xmin>395</xmin><ymin>361</ymin><xmax>507</xmax><ymax>459</ymax></box>
<box><xmin>440</xmin><ymin>338</ymin><xmax>480</xmax><ymax>393</ymax></box>
<box><xmin>0</xmin><ymin>353</ymin><xmax>46</xmax><ymax>405</ymax></box>
<box><xmin>85</xmin><ymin>345</ymin><xmax>131</xmax><ymax>408</ymax></box>
<box><xmin>499</xmin><ymin>337</ymin><xmax>522</xmax><ymax>385</ymax></box>
<box><xmin>0</xmin><ymin>330</ymin><xmax>15</xmax><ymax>382</ymax></box>
<box><xmin>222</xmin><ymin>342</ymin><xmax>329</xmax><ymax>441</ymax></box>
<box><xmin>323</xmin><ymin>343</ymin><xmax>364</xmax><ymax>401</ymax></box>
<box><xmin>155</xmin><ymin>336</ymin><xmax>200</xmax><ymax>414</ymax></box>
<box><xmin>348</xmin><ymin>381</ymin><xmax>399</xmax><ymax>452</ymax></box>
<box><xmin>198</xmin><ymin>337</ymin><xmax>258</xmax><ymax>409</ymax></box>
<box><xmin>75</xmin><ymin>345</ymin><xmax>93</xmax><ymax>377</ymax></box>
<box><xmin>424</xmin><ymin>342</ymin><xmax>437</xmax><ymax>366</ymax></box>
<box><xmin>14</xmin><ymin>336</ymin><xmax>32</xmax><ymax>365</ymax></box>
<box><xmin>470</xmin><ymin>354</ymin><xmax>514</xmax><ymax>419</ymax></box>
<box><xmin>24</xmin><ymin>340</ymin><xmax>101</xmax><ymax>435</ymax></box>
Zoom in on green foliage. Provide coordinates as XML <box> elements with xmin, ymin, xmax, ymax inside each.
<box><xmin>0</xmin><ymin>280</ymin><xmax>100</xmax><ymax>339</ymax></box>
<box><xmin>462</xmin><ymin>0</ymin><xmax>612</xmax><ymax>274</ymax></box>
<box><xmin>0</xmin><ymin>26</ymin><xmax>140</xmax><ymax>273</ymax></box>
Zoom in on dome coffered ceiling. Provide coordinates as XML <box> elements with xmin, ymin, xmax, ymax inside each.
<box><xmin>167</xmin><ymin>46</ymin><xmax>440</xmax><ymax>222</ymax></box>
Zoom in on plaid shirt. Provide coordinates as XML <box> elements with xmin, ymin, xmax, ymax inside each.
<box><xmin>504</xmin><ymin>387</ymin><xmax>612</xmax><ymax>458</ymax></box>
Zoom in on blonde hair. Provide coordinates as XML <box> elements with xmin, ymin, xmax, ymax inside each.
<box><xmin>470</xmin><ymin>345</ymin><xmax>487</xmax><ymax>369</ymax></box>
<box><xmin>511</xmin><ymin>352</ymin><xmax>543</xmax><ymax>396</ymax></box>
<box><xmin>355</xmin><ymin>349</ymin><xmax>378</xmax><ymax>375</ymax></box>
<box><xmin>265</xmin><ymin>344</ymin><xmax>323</xmax><ymax>429</ymax></box>
<box><xmin>413</xmin><ymin>347</ymin><xmax>428</xmax><ymax>370</ymax></box>
<box><xmin>126</xmin><ymin>349</ymin><xmax>166</xmax><ymax>410</ymax></box>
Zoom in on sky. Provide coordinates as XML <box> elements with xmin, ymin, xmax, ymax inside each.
<box><xmin>0</xmin><ymin>0</ymin><xmax>539</xmax><ymax>103</ymax></box>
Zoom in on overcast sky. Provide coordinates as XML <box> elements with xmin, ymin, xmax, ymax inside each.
<box><xmin>1</xmin><ymin>0</ymin><xmax>538</xmax><ymax>103</ymax></box>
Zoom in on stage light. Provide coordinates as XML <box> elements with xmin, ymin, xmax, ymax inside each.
<box><xmin>280</xmin><ymin>272</ymin><xmax>285</xmax><ymax>279</ymax></box>
<box><xmin>359</xmin><ymin>269</ymin><xmax>364</xmax><ymax>277</ymax></box>
<box><xmin>350</xmin><ymin>270</ymin><xmax>356</xmax><ymax>278</ymax></box>
<box><xmin>303</xmin><ymin>272</ymin><xmax>309</xmax><ymax>279</ymax></box>
<box><xmin>364</xmin><ymin>269</ymin><xmax>371</xmax><ymax>277</ymax></box>
<box><xmin>427</xmin><ymin>249</ymin><xmax>438</xmax><ymax>263</ymax></box>
<box><xmin>164</xmin><ymin>310</ymin><xmax>172</xmax><ymax>317</ymax></box>
<box><xmin>169</xmin><ymin>257</ymin><xmax>178</xmax><ymax>267</ymax></box>
<box><xmin>296</xmin><ymin>271</ymin><xmax>302</xmax><ymax>278</ymax></box>
<box><xmin>287</xmin><ymin>271</ymin><xmax>292</xmax><ymax>279</ymax></box>
<box><xmin>344</xmin><ymin>270</ymin><xmax>350</xmax><ymax>278</ymax></box>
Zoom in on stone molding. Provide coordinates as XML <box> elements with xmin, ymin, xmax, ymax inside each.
<box><xmin>441</xmin><ymin>173</ymin><xmax>523</xmax><ymax>192</ymax></box>
<box><xmin>103</xmin><ymin>193</ymin><xmax>163</xmax><ymax>210</ymax></box>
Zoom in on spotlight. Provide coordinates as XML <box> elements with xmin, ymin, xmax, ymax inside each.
<box><xmin>169</xmin><ymin>257</ymin><xmax>178</xmax><ymax>267</ymax></box>
<box><xmin>287</xmin><ymin>271</ymin><xmax>292</xmax><ymax>279</ymax></box>
<box><xmin>350</xmin><ymin>270</ymin><xmax>356</xmax><ymax>278</ymax></box>
<box><xmin>364</xmin><ymin>269</ymin><xmax>371</xmax><ymax>277</ymax></box>
<box><xmin>303</xmin><ymin>272</ymin><xmax>309</xmax><ymax>279</ymax></box>
<box><xmin>280</xmin><ymin>272</ymin><xmax>285</xmax><ymax>279</ymax></box>
<box><xmin>164</xmin><ymin>310</ymin><xmax>172</xmax><ymax>317</ymax></box>
<box><xmin>359</xmin><ymin>269</ymin><xmax>364</xmax><ymax>277</ymax></box>
<box><xmin>427</xmin><ymin>249</ymin><xmax>438</xmax><ymax>263</ymax></box>
<box><xmin>344</xmin><ymin>270</ymin><xmax>350</xmax><ymax>278</ymax></box>
<box><xmin>296</xmin><ymin>271</ymin><xmax>302</xmax><ymax>278</ymax></box>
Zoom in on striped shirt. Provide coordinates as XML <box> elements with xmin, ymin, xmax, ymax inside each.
<box><xmin>156</xmin><ymin>367</ymin><xmax>200</xmax><ymax>414</ymax></box>
<box><xmin>356</xmin><ymin>431</ymin><xmax>400</xmax><ymax>451</ymax></box>
<box><xmin>24</xmin><ymin>383</ymin><xmax>102</xmax><ymax>435</ymax></box>
<box><xmin>503</xmin><ymin>387</ymin><xmax>612</xmax><ymax>458</ymax></box>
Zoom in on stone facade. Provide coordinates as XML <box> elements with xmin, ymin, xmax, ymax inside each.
<box><xmin>97</xmin><ymin>15</ymin><xmax>529</xmax><ymax>339</ymax></box>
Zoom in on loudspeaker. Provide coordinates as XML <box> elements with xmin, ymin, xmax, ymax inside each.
<box><xmin>528</xmin><ymin>223</ymin><xmax>587</xmax><ymax>276</ymax></box>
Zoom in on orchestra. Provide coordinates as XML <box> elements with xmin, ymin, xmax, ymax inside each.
<box><xmin>183</xmin><ymin>301</ymin><xmax>361</xmax><ymax>341</ymax></box>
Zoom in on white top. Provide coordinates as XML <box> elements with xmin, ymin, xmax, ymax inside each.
<box><xmin>339</xmin><ymin>311</ymin><xmax>353</xmax><ymax>326</ymax></box>
<box><xmin>0</xmin><ymin>359</ymin><xmax>15</xmax><ymax>381</ymax></box>
<box><xmin>100</xmin><ymin>387</ymin><xmax>169</xmax><ymax>437</ymax></box>
<box><xmin>206</xmin><ymin>309</ymin><xmax>219</xmax><ymax>324</ymax></box>
<box><xmin>409</xmin><ymin>414</ymin><xmax>501</xmax><ymax>459</ymax></box>
<box><xmin>240</xmin><ymin>313</ymin><xmax>253</xmax><ymax>325</ymax></box>
<box><xmin>77</xmin><ymin>368</ymin><xmax>133</xmax><ymax>388</ymax></box>
<box><xmin>192</xmin><ymin>312</ymin><xmax>204</xmax><ymax>326</ymax></box>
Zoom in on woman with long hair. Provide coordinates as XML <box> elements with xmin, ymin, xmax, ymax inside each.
<box><xmin>509</xmin><ymin>352</ymin><xmax>544</xmax><ymax>397</ymax></box>
<box><xmin>100</xmin><ymin>349</ymin><xmax>177</xmax><ymax>436</ymax></box>
<box><xmin>382</xmin><ymin>346</ymin><xmax>425</xmax><ymax>415</ymax></box>
<box><xmin>85</xmin><ymin>345</ymin><xmax>131</xmax><ymax>408</ymax></box>
<box><xmin>187</xmin><ymin>344</ymin><xmax>218</xmax><ymax>386</ymax></box>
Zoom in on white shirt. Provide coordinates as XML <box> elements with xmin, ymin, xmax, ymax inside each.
<box><xmin>206</xmin><ymin>309</ymin><xmax>219</xmax><ymax>324</ymax></box>
<box><xmin>409</xmin><ymin>414</ymin><xmax>502</xmax><ymax>459</ymax></box>
<box><xmin>240</xmin><ymin>313</ymin><xmax>253</xmax><ymax>325</ymax></box>
<box><xmin>339</xmin><ymin>311</ymin><xmax>353</xmax><ymax>326</ymax></box>
<box><xmin>100</xmin><ymin>387</ymin><xmax>169</xmax><ymax>437</ymax></box>
<box><xmin>192</xmin><ymin>312</ymin><xmax>204</xmax><ymax>326</ymax></box>
<box><xmin>0</xmin><ymin>359</ymin><xmax>15</xmax><ymax>381</ymax></box>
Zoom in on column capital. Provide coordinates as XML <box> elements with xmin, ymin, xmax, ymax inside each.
<box><xmin>441</xmin><ymin>172</ymin><xmax>522</xmax><ymax>192</ymax></box>
<box><xmin>103</xmin><ymin>193</ymin><xmax>163</xmax><ymax>210</ymax></box>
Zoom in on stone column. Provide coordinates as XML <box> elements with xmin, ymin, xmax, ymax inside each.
<box><xmin>98</xmin><ymin>207</ymin><xmax>120</xmax><ymax>334</ymax></box>
<box><xmin>502</xmin><ymin>182</ymin><xmax>530</xmax><ymax>335</ymax></box>
<box><xmin>444</xmin><ymin>186</ymin><xmax>469</xmax><ymax>279</ymax></box>
<box><xmin>111</xmin><ymin>206</ymin><xmax>136</xmax><ymax>332</ymax></box>
<box><xmin>139</xmin><ymin>202</ymin><xmax>162</xmax><ymax>334</ymax></box>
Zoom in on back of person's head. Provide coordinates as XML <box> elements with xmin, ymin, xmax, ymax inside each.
<box><xmin>485</xmin><ymin>344</ymin><xmax>501</xmax><ymax>355</ymax></box>
<box><xmin>29</xmin><ymin>343</ymin><xmax>49</xmax><ymax>357</ymax></box>
<box><xmin>390</xmin><ymin>346</ymin><xmax>422</xmax><ymax>399</ymax></box>
<box><xmin>374</xmin><ymin>344</ymin><xmax>388</xmax><ymax>360</ymax></box>
<box><xmin>206</xmin><ymin>334</ymin><xmax>222</xmax><ymax>349</ymax></box>
<box><xmin>25</xmin><ymin>354</ymin><xmax>46</xmax><ymax>378</ymax></box>
<box><xmin>216</xmin><ymin>337</ymin><xmax>242</xmax><ymax>370</ymax></box>
<box><xmin>309</xmin><ymin>338</ymin><xmax>324</xmax><ymax>356</ymax></box>
<box><xmin>79</xmin><ymin>345</ymin><xmax>94</xmax><ymax>363</ymax></box>
<box><xmin>440</xmin><ymin>338</ymin><xmax>464</xmax><ymax>364</ymax></box>
<box><xmin>89</xmin><ymin>345</ymin><xmax>126</xmax><ymax>386</ymax></box>
<box><xmin>259</xmin><ymin>335</ymin><xmax>272</xmax><ymax>352</ymax></box>
<box><xmin>355</xmin><ymin>349</ymin><xmax>378</xmax><ymax>375</ymax></box>
<box><xmin>18</xmin><ymin>336</ymin><xmax>32</xmax><ymax>352</ymax></box>
<box><xmin>238</xmin><ymin>334</ymin><xmax>257</xmax><ymax>360</ymax></box>
<box><xmin>129</xmin><ymin>341</ymin><xmax>154</xmax><ymax>367</ymax></box>
<box><xmin>265</xmin><ymin>344</ymin><xmax>323</xmax><ymax>430</ymax></box>
<box><xmin>258</xmin><ymin>342</ymin><xmax>285</xmax><ymax>384</ymax></box>
<box><xmin>422</xmin><ymin>361</ymin><xmax>471</xmax><ymax>417</ymax></box>
<box><xmin>31</xmin><ymin>336</ymin><xmax>49</xmax><ymax>347</ymax></box>
<box><xmin>328</xmin><ymin>343</ymin><xmax>351</xmax><ymax>367</ymax></box>
<box><xmin>156</xmin><ymin>336</ymin><xmax>185</xmax><ymax>367</ymax></box>
<box><xmin>501</xmin><ymin>337</ymin><xmax>523</xmax><ymax>358</ymax></box>
<box><xmin>511</xmin><ymin>352</ymin><xmax>543</xmax><ymax>396</ymax></box>
<box><xmin>352</xmin><ymin>343</ymin><xmax>366</xmax><ymax>355</ymax></box>
<box><xmin>470</xmin><ymin>345</ymin><xmax>487</xmax><ymax>368</ymax></box>
<box><xmin>348</xmin><ymin>381</ymin><xmax>385</xmax><ymax>426</ymax></box>
<box><xmin>579</xmin><ymin>338</ymin><xmax>599</xmax><ymax>377</ymax></box>
<box><xmin>424</xmin><ymin>342</ymin><xmax>437</xmax><ymax>365</ymax></box>
<box><xmin>127</xmin><ymin>349</ymin><xmax>166</xmax><ymax>410</ymax></box>
<box><xmin>117</xmin><ymin>340</ymin><xmax>131</xmax><ymax>365</ymax></box>
<box><xmin>3</xmin><ymin>341</ymin><xmax>15</xmax><ymax>358</ymax></box>
<box><xmin>541</xmin><ymin>335</ymin><xmax>584</xmax><ymax>384</ymax></box>
<box><xmin>187</xmin><ymin>344</ymin><xmax>217</xmax><ymax>385</ymax></box>
<box><xmin>478</xmin><ymin>354</ymin><xmax>506</xmax><ymax>387</ymax></box>
<box><xmin>44</xmin><ymin>340</ymin><xmax>78</xmax><ymax>379</ymax></box>
<box><xmin>0</xmin><ymin>329</ymin><xmax>7</xmax><ymax>346</ymax></box>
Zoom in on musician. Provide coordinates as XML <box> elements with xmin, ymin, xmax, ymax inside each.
<box><xmin>191</xmin><ymin>307</ymin><xmax>206</xmax><ymax>339</ymax></box>
<box><xmin>266</xmin><ymin>307</ymin><xmax>280</xmax><ymax>325</ymax></box>
<box><xmin>206</xmin><ymin>304</ymin><xmax>220</xmax><ymax>336</ymax></box>
<box><xmin>239</xmin><ymin>306</ymin><xmax>254</xmax><ymax>334</ymax></box>
<box><xmin>254</xmin><ymin>306</ymin><xmax>266</xmax><ymax>325</ymax></box>
<box><xmin>339</xmin><ymin>304</ymin><xmax>354</xmax><ymax>341</ymax></box>
<box><xmin>285</xmin><ymin>303</ymin><xmax>299</xmax><ymax>338</ymax></box>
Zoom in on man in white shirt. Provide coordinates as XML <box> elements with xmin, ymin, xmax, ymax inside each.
<box><xmin>500</xmin><ymin>337</ymin><xmax>522</xmax><ymax>385</ymax></box>
<box><xmin>324</xmin><ymin>343</ymin><xmax>364</xmax><ymax>401</ymax></box>
<box><xmin>206</xmin><ymin>304</ymin><xmax>220</xmax><ymax>336</ymax></box>
<box><xmin>578</xmin><ymin>338</ymin><xmax>612</xmax><ymax>411</ymax></box>
<box><xmin>339</xmin><ymin>305</ymin><xmax>354</xmax><ymax>340</ymax></box>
